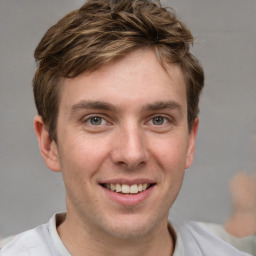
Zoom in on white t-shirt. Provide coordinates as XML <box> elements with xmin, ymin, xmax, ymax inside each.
<box><xmin>0</xmin><ymin>213</ymin><xmax>255</xmax><ymax>256</ymax></box>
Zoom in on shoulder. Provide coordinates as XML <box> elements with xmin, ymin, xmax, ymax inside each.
<box><xmin>0</xmin><ymin>224</ymin><xmax>57</xmax><ymax>256</ymax></box>
<box><xmin>175</xmin><ymin>221</ymin><xmax>255</xmax><ymax>256</ymax></box>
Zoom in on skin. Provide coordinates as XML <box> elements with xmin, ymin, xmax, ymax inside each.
<box><xmin>34</xmin><ymin>48</ymin><xmax>198</xmax><ymax>256</ymax></box>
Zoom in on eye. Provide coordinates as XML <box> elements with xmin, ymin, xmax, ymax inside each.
<box><xmin>151</xmin><ymin>116</ymin><xmax>168</xmax><ymax>125</ymax></box>
<box><xmin>86</xmin><ymin>116</ymin><xmax>107</xmax><ymax>126</ymax></box>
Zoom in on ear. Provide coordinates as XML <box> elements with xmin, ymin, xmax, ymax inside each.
<box><xmin>34</xmin><ymin>115</ymin><xmax>61</xmax><ymax>172</ymax></box>
<box><xmin>185</xmin><ymin>118</ymin><xmax>199</xmax><ymax>169</ymax></box>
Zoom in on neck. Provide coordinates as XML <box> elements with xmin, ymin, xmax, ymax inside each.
<box><xmin>57</xmin><ymin>213</ymin><xmax>175</xmax><ymax>256</ymax></box>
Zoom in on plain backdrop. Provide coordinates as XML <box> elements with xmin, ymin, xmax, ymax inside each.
<box><xmin>0</xmin><ymin>0</ymin><xmax>256</xmax><ymax>238</ymax></box>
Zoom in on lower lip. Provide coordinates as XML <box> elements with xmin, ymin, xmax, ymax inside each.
<box><xmin>101</xmin><ymin>185</ymin><xmax>155</xmax><ymax>206</ymax></box>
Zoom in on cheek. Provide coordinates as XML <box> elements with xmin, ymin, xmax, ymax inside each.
<box><xmin>58</xmin><ymin>140</ymin><xmax>106</xmax><ymax>204</ymax></box>
<box><xmin>59</xmin><ymin>134</ymin><xmax>111</xmax><ymax>177</ymax></box>
<box><xmin>149</xmin><ymin>135</ymin><xmax>189</xmax><ymax>170</ymax></box>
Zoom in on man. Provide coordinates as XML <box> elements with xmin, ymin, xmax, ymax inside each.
<box><xmin>0</xmin><ymin>0</ymin><xmax>255</xmax><ymax>255</ymax></box>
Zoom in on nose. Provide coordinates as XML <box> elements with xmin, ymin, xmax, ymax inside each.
<box><xmin>110</xmin><ymin>126</ymin><xmax>150</xmax><ymax>170</ymax></box>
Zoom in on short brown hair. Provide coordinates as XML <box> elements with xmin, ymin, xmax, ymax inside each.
<box><xmin>33</xmin><ymin>0</ymin><xmax>204</xmax><ymax>141</ymax></box>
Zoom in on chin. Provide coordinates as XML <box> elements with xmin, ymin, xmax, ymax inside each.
<box><xmin>101</xmin><ymin>213</ymin><xmax>162</xmax><ymax>240</ymax></box>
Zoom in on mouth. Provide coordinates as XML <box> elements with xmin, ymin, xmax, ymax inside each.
<box><xmin>100</xmin><ymin>183</ymin><xmax>155</xmax><ymax>195</ymax></box>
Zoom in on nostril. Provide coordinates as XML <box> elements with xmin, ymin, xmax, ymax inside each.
<box><xmin>116</xmin><ymin>160</ymin><xmax>147</xmax><ymax>170</ymax></box>
<box><xmin>116</xmin><ymin>160</ymin><xmax>126</xmax><ymax>166</ymax></box>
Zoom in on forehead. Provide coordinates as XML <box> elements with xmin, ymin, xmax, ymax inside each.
<box><xmin>59</xmin><ymin>49</ymin><xmax>187</xmax><ymax>112</ymax></box>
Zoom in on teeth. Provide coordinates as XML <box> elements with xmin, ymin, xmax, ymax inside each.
<box><xmin>116</xmin><ymin>183</ymin><xmax>122</xmax><ymax>192</ymax></box>
<box><xmin>105</xmin><ymin>183</ymin><xmax>150</xmax><ymax>194</ymax></box>
<box><xmin>110</xmin><ymin>183</ymin><xmax>115</xmax><ymax>191</ymax></box>
<box><xmin>122</xmin><ymin>184</ymin><xmax>130</xmax><ymax>193</ymax></box>
<box><xmin>142</xmin><ymin>184</ymin><xmax>147</xmax><ymax>190</ymax></box>
<box><xmin>130</xmin><ymin>184</ymin><xmax>138</xmax><ymax>194</ymax></box>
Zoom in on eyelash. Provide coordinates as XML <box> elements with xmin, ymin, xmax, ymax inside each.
<box><xmin>148</xmin><ymin>115</ymin><xmax>170</xmax><ymax>126</ymax></box>
<box><xmin>81</xmin><ymin>114</ymin><xmax>173</xmax><ymax>129</ymax></box>
<box><xmin>83</xmin><ymin>115</ymin><xmax>109</xmax><ymax>126</ymax></box>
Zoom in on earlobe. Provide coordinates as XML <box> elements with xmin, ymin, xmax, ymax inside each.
<box><xmin>34</xmin><ymin>115</ymin><xmax>61</xmax><ymax>172</ymax></box>
<box><xmin>185</xmin><ymin>118</ymin><xmax>199</xmax><ymax>169</ymax></box>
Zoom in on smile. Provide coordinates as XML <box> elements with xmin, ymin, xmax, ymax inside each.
<box><xmin>102</xmin><ymin>183</ymin><xmax>153</xmax><ymax>194</ymax></box>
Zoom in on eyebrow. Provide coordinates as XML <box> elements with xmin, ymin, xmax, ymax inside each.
<box><xmin>71</xmin><ymin>100</ymin><xmax>117</xmax><ymax>113</ymax></box>
<box><xmin>70</xmin><ymin>100</ymin><xmax>182</xmax><ymax>114</ymax></box>
<box><xmin>141</xmin><ymin>101</ymin><xmax>182</xmax><ymax>113</ymax></box>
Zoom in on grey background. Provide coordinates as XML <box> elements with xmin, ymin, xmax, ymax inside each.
<box><xmin>0</xmin><ymin>0</ymin><xmax>256</xmax><ymax>238</ymax></box>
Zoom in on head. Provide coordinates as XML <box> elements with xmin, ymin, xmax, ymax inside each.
<box><xmin>33</xmin><ymin>0</ymin><xmax>204</xmax><ymax>142</ymax></box>
<box><xmin>33</xmin><ymin>0</ymin><xmax>204</xmax><ymax>245</ymax></box>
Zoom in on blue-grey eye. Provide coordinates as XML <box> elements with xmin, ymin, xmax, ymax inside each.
<box><xmin>152</xmin><ymin>116</ymin><xmax>165</xmax><ymax>125</ymax></box>
<box><xmin>89</xmin><ymin>116</ymin><xmax>103</xmax><ymax>125</ymax></box>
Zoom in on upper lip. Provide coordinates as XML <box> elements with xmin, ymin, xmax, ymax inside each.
<box><xmin>99</xmin><ymin>178</ymin><xmax>156</xmax><ymax>185</ymax></box>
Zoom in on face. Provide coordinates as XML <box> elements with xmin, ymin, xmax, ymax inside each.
<box><xmin>36</xmin><ymin>49</ymin><xmax>198</xmax><ymax>240</ymax></box>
